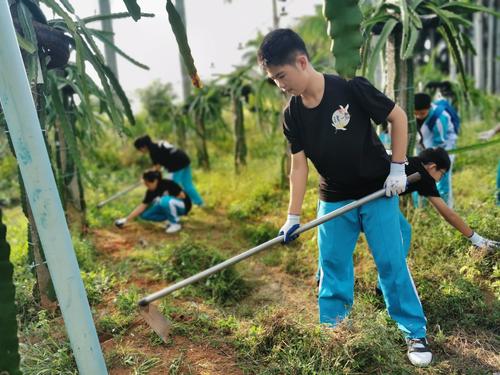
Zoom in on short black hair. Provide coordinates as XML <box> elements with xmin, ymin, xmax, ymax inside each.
<box><xmin>418</xmin><ymin>147</ymin><xmax>451</xmax><ymax>172</ymax></box>
<box><xmin>414</xmin><ymin>93</ymin><xmax>431</xmax><ymax>110</ymax></box>
<box><xmin>134</xmin><ymin>135</ymin><xmax>152</xmax><ymax>150</ymax></box>
<box><xmin>257</xmin><ymin>28</ymin><xmax>309</xmax><ymax>68</ymax></box>
<box><xmin>143</xmin><ymin>169</ymin><xmax>161</xmax><ymax>182</ymax></box>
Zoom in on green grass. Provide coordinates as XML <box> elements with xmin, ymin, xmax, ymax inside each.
<box><xmin>3</xmin><ymin>117</ymin><xmax>500</xmax><ymax>374</ymax></box>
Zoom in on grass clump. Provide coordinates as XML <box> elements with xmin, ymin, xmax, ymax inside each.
<box><xmin>165</xmin><ymin>240</ymin><xmax>249</xmax><ymax>305</ymax></box>
<box><xmin>242</xmin><ymin>221</ymin><xmax>278</xmax><ymax>246</ymax></box>
<box><xmin>228</xmin><ymin>184</ymin><xmax>283</xmax><ymax>220</ymax></box>
<box><xmin>236</xmin><ymin>306</ymin><xmax>409</xmax><ymax>374</ymax></box>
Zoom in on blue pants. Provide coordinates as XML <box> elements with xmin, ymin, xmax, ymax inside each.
<box><xmin>173</xmin><ymin>166</ymin><xmax>204</xmax><ymax>206</ymax></box>
<box><xmin>437</xmin><ymin>154</ymin><xmax>454</xmax><ymax>208</ymax></box>
<box><xmin>317</xmin><ymin>196</ymin><xmax>427</xmax><ymax>339</ymax></box>
<box><xmin>140</xmin><ymin>196</ymin><xmax>186</xmax><ymax>224</ymax></box>
<box><xmin>399</xmin><ymin>210</ymin><xmax>412</xmax><ymax>257</ymax></box>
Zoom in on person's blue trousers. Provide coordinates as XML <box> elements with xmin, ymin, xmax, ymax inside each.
<box><xmin>317</xmin><ymin>196</ymin><xmax>427</xmax><ymax>339</ymax></box>
<box><xmin>173</xmin><ymin>165</ymin><xmax>204</xmax><ymax>206</ymax></box>
<box><xmin>436</xmin><ymin>154</ymin><xmax>454</xmax><ymax>208</ymax></box>
<box><xmin>140</xmin><ymin>196</ymin><xmax>186</xmax><ymax>223</ymax></box>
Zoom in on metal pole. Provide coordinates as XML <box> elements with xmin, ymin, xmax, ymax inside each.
<box><xmin>98</xmin><ymin>0</ymin><xmax>118</xmax><ymax>78</ymax></box>
<box><xmin>138</xmin><ymin>173</ymin><xmax>420</xmax><ymax>306</ymax></box>
<box><xmin>97</xmin><ymin>181</ymin><xmax>141</xmax><ymax>208</ymax></box>
<box><xmin>0</xmin><ymin>2</ymin><xmax>107</xmax><ymax>374</ymax></box>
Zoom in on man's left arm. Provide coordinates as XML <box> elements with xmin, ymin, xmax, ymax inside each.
<box><xmin>386</xmin><ymin>104</ymin><xmax>408</xmax><ymax>163</ymax></box>
<box><xmin>384</xmin><ymin>104</ymin><xmax>408</xmax><ymax>196</ymax></box>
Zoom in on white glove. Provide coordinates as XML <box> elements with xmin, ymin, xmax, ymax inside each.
<box><xmin>279</xmin><ymin>214</ymin><xmax>300</xmax><ymax>243</ymax></box>
<box><xmin>468</xmin><ymin>232</ymin><xmax>500</xmax><ymax>249</ymax></box>
<box><xmin>384</xmin><ymin>162</ymin><xmax>407</xmax><ymax>197</ymax></box>
<box><xmin>478</xmin><ymin>129</ymin><xmax>495</xmax><ymax>141</ymax></box>
<box><xmin>114</xmin><ymin>217</ymin><xmax>127</xmax><ymax>228</ymax></box>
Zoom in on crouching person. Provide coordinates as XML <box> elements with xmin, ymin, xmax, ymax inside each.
<box><xmin>114</xmin><ymin>170</ymin><xmax>191</xmax><ymax>233</ymax></box>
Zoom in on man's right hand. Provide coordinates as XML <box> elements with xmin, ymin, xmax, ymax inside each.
<box><xmin>279</xmin><ymin>214</ymin><xmax>301</xmax><ymax>243</ymax></box>
<box><xmin>468</xmin><ymin>232</ymin><xmax>500</xmax><ymax>250</ymax></box>
<box><xmin>114</xmin><ymin>218</ymin><xmax>127</xmax><ymax>229</ymax></box>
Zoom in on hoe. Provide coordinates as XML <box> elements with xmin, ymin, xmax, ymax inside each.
<box><xmin>138</xmin><ymin>173</ymin><xmax>421</xmax><ymax>342</ymax></box>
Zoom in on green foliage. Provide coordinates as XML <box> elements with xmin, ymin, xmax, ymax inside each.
<box><xmin>323</xmin><ymin>0</ymin><xmax>363</xmax><ymax>78</ymax></box>
<box><xmin>20</xmin><ymin>310</ymin><xmax>78</xmax><ymax>374</ymax></box>
<box><xmin>72</xmin><ymin>235</ymin><xmax>97</xmax><ymax>272</ymax></box>
<box><xmin>0</xmin><ymin>208</ymin><xmax>21</xmax><ymax>375</ymax></box>
<box><xmin>236</xmin><ymin>307</ymin><xmax>408</xmax><ymax>374</ymax></box>
<box><xmin>165</xmin><ymin>240</ymin><xmax>249</xmax><ymax>304</ymax></box>
<box><xmin>137</xmin><ymin>80</ymin><xmax>177</xmax><ymax>125</ymax></box>
<box><xmin>242</xmin><ymin>222</ymin><xmax>278</xmax><ymax>246</ymax></box>
<box><xmin>114</xmin><ymin>287</ymin><xmax>140</xmax><ymax>315</ymax></box>
<box><xmin>228</xmin><ymin>184</ymin><xmax>283</xmax><ymax>220</ymax></box>
<box><xmin>97</xmin><ymin>312</ymin><xmax>135</xmax><ymax>336</ymax></box>
<box><xmin>81</xmin><ymin>267</ymin><xmax>117</xmax><ymax>305</ymax></box>
<box><xmin>166</xmin><ymin>0</ymin><xmax>201</xmax><ymax>88</ymax></box>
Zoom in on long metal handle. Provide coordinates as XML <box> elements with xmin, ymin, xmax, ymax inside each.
<box><xmin>97</xmin><ymin>181</ymin><xmax>142</xmax><ymax>208</ymax></box>
<box><xmin>138</xmin><ymin>172</ymin><xmax>421</xmax><ymax>306</ymax></box>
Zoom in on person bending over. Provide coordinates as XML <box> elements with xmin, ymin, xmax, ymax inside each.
<box><xmin>134</xmin><ymin>135</ymin><xmax>204</xmax><ymax>206</ymax></box>
<box><xmin>114</xmin><ymin>170</ymin><xmax>191</xmax><ymax>234</ymax></box>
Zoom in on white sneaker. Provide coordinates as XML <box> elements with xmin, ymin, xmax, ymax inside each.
<box><xmin>407</xmin><ymin>338</ymin><xmax>432</xmax><ymax>367</ymax></box>
<box><xmin>165</xmin><ymin>223</ymin><xmax>181</xmax><ymax>234</ymax></box>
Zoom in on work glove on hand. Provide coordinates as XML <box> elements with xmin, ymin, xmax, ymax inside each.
<box><xmin>384</xmin><ymin>162</ymin><xmax>407</xmax><ymax>197</ymax></box>
<box><xmin>468</xmin><ymin>232</ymin><xmax>500</xmax><ymax>250</ymax></box>
<box><xmin>114</xmin><ymin>217</ymin><xmax>127</xmax><ymax>229</ymax></box>
<box><xmin>279</xmin><ymin>214</ymin><xmax>300</xmax><ymax>244</ymax></box>
<box><xmin>478</xmin><ymin>129</ymin><xmax>495</xmax><ymax>141</ymax></box>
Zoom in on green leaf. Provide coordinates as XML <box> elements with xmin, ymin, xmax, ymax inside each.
<box><xmin>82</xmin><ymin>12</ymin><xmax>154</xmax><ymax>24</ymax></box>
<box><xmin>397</xmin><ymin>0</ymin><xmax>410</xmax><ymax>60</ymax></box>
<box><xmin>15</xmin><ymin>32</ymin><xmax>36</xmax><ymax>54</ymax></box>
<box><xmin>40</xmin><ymin>0</ymin><xmax>78</xmax><ymax>32</ymax></box>
<box><xmin>101</xmin><ymin>64</ymin><xmax>136</xmax><ymax>125</ymax></box>
<box><xmin>166</xmin><ymin>0</ymin><xmax>201</xmax><ymax>87</ymax></box>
<box><xmin>367</xmin><ymin>18</ymin><xmax>398</xmax><ymax>80</ymax></box>
<box><xmin>401</xmin><ymin>25</ymin><xmax>420</xmax><ymax>60</ymax></box>
<box><xmin>437</xmin><ymin>25</ymin><xmax>468</xmax><ymax>93</ymax></box>
<box><xmin>89</xmin><ymin>29</ymin><xmax>149</xmax><ymax>70</ymax></box>
<box><xmin>441</xmin><ymin>2</ymin><xmax>500</xmax><ymax>17</ymax></box>
<box><xmin>58</xmin><ymin>0</ymin><xmax>75</xmax><ymax>14</ymax></box>
<box><xmin>121</xmin><ymin>0</ymin><xmax>142</xmax><ymax>21</ymax></box>
<box><xmin>48</xmin><ymin>75</ymin><xmax>94</xmax><ymax>184</ymax></box>
<box><xmin>16</xmin><ymin>3</ymin><xmax>39</xmax><ymax>82</ymax></box>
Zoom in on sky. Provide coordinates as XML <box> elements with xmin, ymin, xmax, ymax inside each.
<box><xmin>41</xmin><ymin>0</ymin><xmax>322</xmax><ymax>108</ymax></box>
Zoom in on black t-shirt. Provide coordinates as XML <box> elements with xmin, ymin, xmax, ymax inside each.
<box><xmin>143</xmin><ymin>179</ymin><xmax>192</xmax><ymax>213</ymax></box>
<box><xmin>283</xmin><ymin>74</ymin><xmax>395</xmax><ymax>202</ymax></box>
<box><xmin>402</xmin><ymin>157</ymin><xmax>440</xmax><ymax>198</ymax></box>
<box><xmin>149</xmin><ymin>141</ymin><xmax>190</xmax><ymax>172</ymax></box>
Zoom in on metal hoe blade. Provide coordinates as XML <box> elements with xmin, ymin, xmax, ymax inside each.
<box><xmin>139</xmin><ymin>304</ymin><xmax>172</xmax><ymax>343</ymax></box>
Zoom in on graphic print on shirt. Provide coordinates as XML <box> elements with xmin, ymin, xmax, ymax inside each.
<box><xmin>331</xmin><ymin>104</ymin><xmax>350</xmax><ymax>132</ymax></box>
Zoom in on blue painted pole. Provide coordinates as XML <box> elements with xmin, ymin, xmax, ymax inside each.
<box><xmin>0</xmin><ymin>2</ymin><xmax>107</xmax><ymax>374</ymax></box>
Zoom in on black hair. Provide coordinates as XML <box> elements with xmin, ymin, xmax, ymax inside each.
<box><xmin>414</xmin><ymin>93</ymin><xmax>431</xmax><ymax>110</ymax></box>
<box><xmin>418</xmin><ymin>147</ymin><xmax>451</xmax><ymax>172</ymax></box>
<box><xmin>142</xmin><ymin>169</ymin><xmax>162</xmax><ymax>182</ymax></box>
<box><xmin>134</xmin><ymin>135</ymin><xmax>153</xmax><ymax>150</ymax></box>
<box><xmin>257</xmin><ymin>28</ymin><xmax>309</xmax><ymax>68</ymax></box>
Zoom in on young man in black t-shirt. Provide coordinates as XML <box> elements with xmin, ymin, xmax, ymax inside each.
<box><xmin>114</xmin><ymin>170</ymin><xmax>191</xmax><ymax>234</ymax></box>
<box><xmin>134</xmin><ymin>135</ymin><xmax>204</xmax><ymax>206</ymax></box>
<box><xmin>258</xmin><ymin>28</ymin><xmax>431</xmax><ymax>367</ymax></box>
<box><xmin>400</xmin><ymin>147</ymin><xmax>498</xmax><ymax>253</ymax></box>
